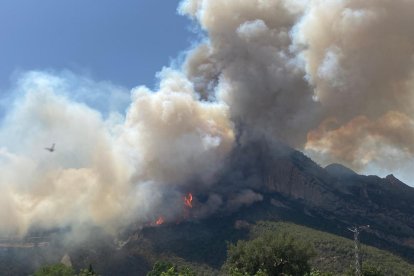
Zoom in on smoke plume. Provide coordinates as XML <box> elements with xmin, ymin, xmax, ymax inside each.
<box><xmin>180</xmin><ymin>0</ymin><xmax>320</xmax><ymax>145</ymax></box>
<box><xmin>0</xmin><ymin>70</ymin><xmax>233</xmax><ymax>237</ymax></box>
<box><xmin>1</xmin><ymin>0</ymin><xmax>414</xmax><ymax>238</ymax></box>
<box><xmin>180</xmin><ymin>0</ymin><xmax>414</xmax><ymax>178</ymax></box>
<box><xmin>295</xmin><ymin>0</ymin><xmax>414</xmax><ymax>175</ymax></box>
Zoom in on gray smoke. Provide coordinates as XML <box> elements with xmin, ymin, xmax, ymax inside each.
<box><xmin>180</xmin><ymin>0</ymin><xmax>414</xmax><ymax>181</ymax></box>
<box><xmin>296</xmin><ymin>0</ymin><xmax>414</xmax><ymax>176</ymax></box>
<box><xmin>180</xmin><ymin>0</ymin><xmax>320</xmax><ymax>146</ymax></box>
<box><xmin>2</xmin><ymin>0</ymin><xmax>414</xmax><ymax>239</ymax></box>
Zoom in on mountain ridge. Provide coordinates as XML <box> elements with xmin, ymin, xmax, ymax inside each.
<box><xmin>2</xmin><ymin>138</ymin><xmax>414</xmax><ymax>275</ymax></box>
<box><xmin>216</xmin><ymin>138</ymin><xmax>414</xmax><ymax>262</ymax></box>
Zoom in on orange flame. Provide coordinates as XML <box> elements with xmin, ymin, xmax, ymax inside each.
<box><xmin>184</xmin><ymin>193</ymin><xmax>193</xmax><ymax>208</ymax></box>
<box><xmin>155</xmin><ymin>216</ymin><xmax>164</xmax><ymax>225</ymax></box>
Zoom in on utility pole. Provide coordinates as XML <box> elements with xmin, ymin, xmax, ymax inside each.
<box><xmin>348</xmin><ymin>225</ymin><xmax>370</xmax><ymax>276</ymax></box>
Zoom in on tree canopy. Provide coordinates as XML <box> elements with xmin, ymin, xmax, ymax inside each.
<box><xmin>34</xmin><ymin>264</ymin><xmax>75</xmax><ymax>276</ymax></box>
<box><xmin>223</xmin><ymin>232</ymin><xmax>315</xmax><ymax>276</ymax></box>
<box><xmin>34</xmin><ymin>263</ymin><xmax>97</xmax><ymax>276</ymax></box>
<box><xmin>147</xmin><ymin>261</ymin><xmax>196</xmax><ymax>276</ymax></box>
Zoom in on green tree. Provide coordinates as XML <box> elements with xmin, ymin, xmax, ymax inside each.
<box><xmin>147</xmin><ymin>261</ymin><xmax>195</xmax><ymax>276</ymax></box>
<box><xmin>34</xmin><ymin>263</ymin><xmax>100</xmax><ymax>276</ymax></box>
<box><xmin>78</xmin><ymin>264</ymin><xmax>97</xmax><ymax>276</ymax></box>
<box><xmin>227</xmin><ymin>267</ymin><xmax>268</xmax><ymax>276</ymax></box>
<box><xmin>308</xmin><ymin>269</ymin><xmax>334</xmax><ymax>276</ymax></box>
<box><xmin>345</xmin><ymin>263</ymin><xmax>384</xmax><ymax>276</ymax></box>
<box><xmin>147</xmin><ymin>261</ymin><xmax>175</xmax><ymax>276</ymax></box>
<box><xmin>34</xmin><ymin>264</ymin><xmax>75</xmax><ymax>276</ymax></box>
<box><xmin>223</xmin><ymin>232</ymin><xmax>315</xmax><ymax>276</ymax></box>
<box><xmin>361</xmin><ymin>263</ymin><xmax>384</xmax><ymax>276</ymax></box>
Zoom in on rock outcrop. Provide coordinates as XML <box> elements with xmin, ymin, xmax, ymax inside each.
<box><xmin>216</xmin><ymin>138</ymin><xmax>414</xmax><ymax>261</ymax></box>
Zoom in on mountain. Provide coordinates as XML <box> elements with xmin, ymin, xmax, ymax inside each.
<box><xmin>120</xmin><ymin>138</ymin><xmax>414</xmax><ymax>274</ymax></box>
<box><xmin>2</xmin><ymin>138</ymin><xmax>414</xmax><ymax>275</ymax></box>
<box><xmin>216</xmin><ymin>139</ymin><xmax>414</xmax><ymax>262</ymax></box>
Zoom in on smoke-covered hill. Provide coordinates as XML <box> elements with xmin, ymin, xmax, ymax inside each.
<box><xmin>123</xmin><ymin>138</ymin><xmax>414</xmax><ymax>274</ymax></box>
<box><xmin>4</xmin><ymin>0</ymin><xmax>414</xmax><ymax>240</ymax></box>
<box><xmin>215</xmin><ymin>138</ymin><xmax>414</xmax><ymax>260</ymax></box>
<box><xmin>3</xmin><ymin>139</ymin><xmax>414</xmax><ymax>275</ymax></box>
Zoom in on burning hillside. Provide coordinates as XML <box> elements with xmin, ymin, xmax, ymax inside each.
<box><xmin>1</xmin><ymin>0</ymin><xmax>414</xmax><ymax>242</ymax></box>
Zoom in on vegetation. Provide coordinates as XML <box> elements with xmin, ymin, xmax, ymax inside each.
<box><xmin>138</xmin><ymin>220</ymin><xmax>414</xmax><ymax>275</ymax></box>
<box><xmin>34</xmin><ymin>264</ymin><xmax>75</xmax><ymax>276</ymax></box>
<box><xmin>34</xmin><ymin>263</ymin><xmax>97</xmax><ymax>276</ymax></box>
<box><xmin>252</xmin><ymin>221</ymin><xmax>414</xmax><ymax>275</ymax></box>
<box><xmin>78</xmin><ymin>264</ymin><xmax>97</xmax><ymax>276</ymax></box>
<box><xmin>360</xmin><ymin>263</ymin><xmax>384</xmax><ymax>276</ymax></box>
<box><xmin>308</xmin><ymin>269</ymin><xmax>333</xmax><ymax>276</ymax></box>
<box><xmin>147</xmin><ymin>261</ymin><xmax>196</xmax><ymax>276</ymax></box>
<box><xmin>223</xmin><ymin>232</ymin><xmax>314</xmax><ymax>276</ymax></box>
<box><xmin>15</xmin><ymin>220</ymin><xmax>414</xmax><ymax>275</ymax></box>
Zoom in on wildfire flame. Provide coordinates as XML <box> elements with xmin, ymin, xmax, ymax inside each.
<box><xmin>184</xmin><ymin>193</ymin><xmax>193</xmax><ymax>208</ymax></box>
<box><xmin>155</xmin><ymin>216</ymin><xmax>164</xmax><ymax>225</ymax></box>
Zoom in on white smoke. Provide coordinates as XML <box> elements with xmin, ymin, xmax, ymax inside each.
<box><xmin>295</xmin><ymin>0</ymin><xmax>414</xmax><ymax>178</ymax></box>
<box><xmin>2</xmin><ymin>0</ymin><xmax>414</xmax><ymax>238</ymax></box>
<box><xmin>226</xmin><ymin>189</ymin><xmax>263</xmax><ymax>212</ymax></box>
<box><xmin>0</xmin><ymin>70</ymin><xmax>234</xmax><ymax>237</ymax></box>
<box><xmin>121</xmin><ymin>69</ymin><xmax>234</xmax><ymax>186</ymax></box>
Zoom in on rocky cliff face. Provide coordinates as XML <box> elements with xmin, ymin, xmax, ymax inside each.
<box><xmin>217</xmin><ymin>138</ymin><xmax>414</xmax><ymax>261</ymax></box>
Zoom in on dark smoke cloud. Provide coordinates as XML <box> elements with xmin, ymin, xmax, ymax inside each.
<box><xmin>180</xmin><ymin>0</ymin><xmax>321</xmax><ymax>146</ymax></box>
<box><xmin>2</xmin><ymin>0</ymin><xmax>414</xmax><ymax>239</ymax></box>
<box><xmin>181</xmin><ymin>0</ymin><xmax>414</xmax><ymax>182</ymax></box>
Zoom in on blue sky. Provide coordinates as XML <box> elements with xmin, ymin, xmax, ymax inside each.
<box><xmin>0</xmin><ymin>0</ymin><xmax>194</xmax><ymax>93</ymax></box>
